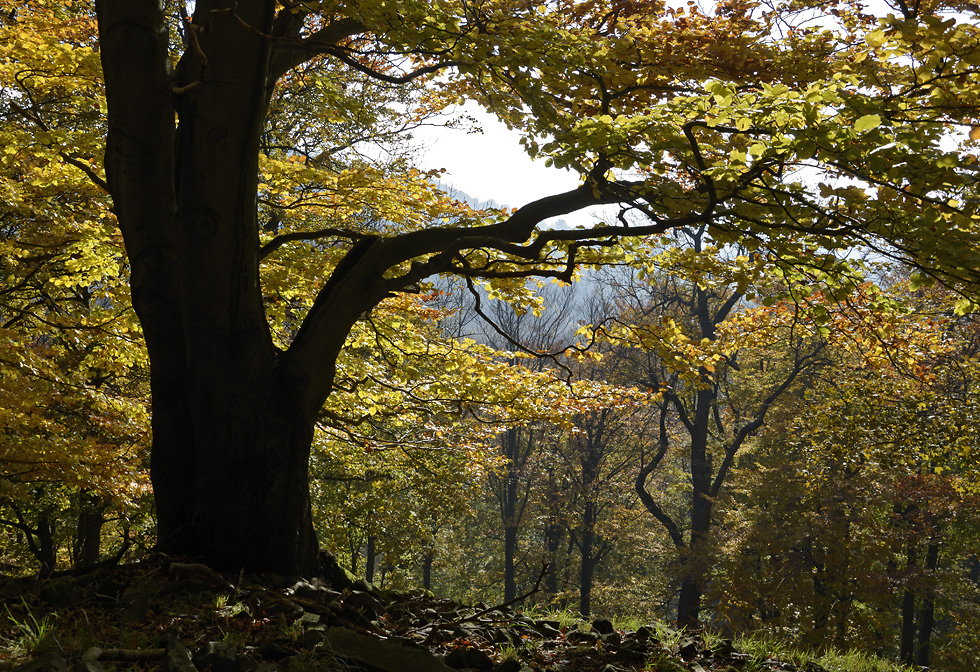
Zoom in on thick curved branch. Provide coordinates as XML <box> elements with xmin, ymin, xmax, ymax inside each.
<box><xmin>635</xmin><ymin>458</ymin><xmax>685</xmax><ymax>551</ymax></box>
<box><xmin>269</xmin><ymin>16</ymin><xmax>364</xmax><ymax>81</ymax></box>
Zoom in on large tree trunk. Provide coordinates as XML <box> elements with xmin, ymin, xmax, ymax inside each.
<box><xmin>97</xmin><ymin>0</ymin><xmax>323</xmax><ymax>575</ymax></box>
<box><xmin>153</xmin><ymin>374</ymin><xmax>319</xmax><ymax>573</ymax></box>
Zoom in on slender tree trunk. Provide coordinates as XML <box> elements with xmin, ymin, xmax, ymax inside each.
<box><xmin>811</xmin><ymin>560</ymin><xmax>831</xmax><ymax>647</ymax></box>
<box><xmin>900</xmin><ymin>587</ymin><xmax>917</xmax><ymax>664</ymax></box>
<box><xmin>676</xmin><ymin>386</ymin><xmax>714</xmax><ymax>628</ymax></box>
<box><xmin>422</xmin><ymin>551</ymin><xmax>433</xmax><ymax>591</ymax></box>
<box><xmin>579</xmin><ymin>498</ymin><xmax>597</xmax><ymax>617</ymax></box>
<box><xmin>502</xmin><ymin>428</ymin><xmax>520</xmax><ymax>601</ymax></box>
<box><xmin>365</xmin><ymin>535</ymin><xmax>377</xmax><ymax>583</ymax></box>
<box><xmin>35</xmin><ymin>516</ymin><xmax>56</xmax><ymax>578</ymax></box>
<box><xmin>916</xmin><ymin>540</ymin><xmax>940</xmax><ymax>668</ymax></box>
<box><xmin>544</xmin><ymin>481</ymin><xmax>562</xmax><ymax>596</ymax></box>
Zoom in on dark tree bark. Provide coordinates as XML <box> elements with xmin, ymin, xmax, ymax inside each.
<box><xmin>422</xmin><ymin>550</ymin><xmax>433</xmax><ymax>591</ymax></box>
<box><xmin>900</xmin><ymin>585</ymin><xmax>917</xmax><ymax>665</ymax></box>
<box><xmin>34</xmin><ymin>515</ymin><xmax>56</xmax><ymax>578</ymax></box>
<box><xmin>543</xmin><ymin>469</ymin><xmax>564</xmax><ymax>596</ymax></box>
<box><xmin>502</xmin><ymin>428</ymin><xmax>522</xmax><ymax>601</ymax></box>
<box><xmin>2</xmin><ymin>503</ymin><xmax>57</xmax><ymax>577</ymax></box>
<box><xmin>579</xmin><ymin>498</ymin><xmax>600</xmax><ymax>617</ymax></box>
<box><xmin>92</xmin><ymin>0</ymin><xmax>691</xmax><ymax>575</ymax></box>
<box><xmin>899</xmin><ymin>533</ymin><xmax>918</xmax><ymax>664</ymax></box>
<box><xmin>916</xmin><ymin>540</ymin><xmax>940</xmax><ymax>668</ymax></box>
<box><xmin>365</xmin><ymin>535</ymin><xmax>377</xmax><ymax>584</ymax></box>
<box><xmin>567</xmin><ymin>409</ymin><xmax>619</xmax><ymax>618</ymax></box>
<box><xmin>74</xmin><ymin>492</ymin><xmax>106</xmax><ymax>569</ymax></box>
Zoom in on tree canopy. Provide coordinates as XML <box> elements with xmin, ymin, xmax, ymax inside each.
<box><xmin>1</xmin><ymin>0</ymin><xmax>979</xmax><ymax>634</ymax></box>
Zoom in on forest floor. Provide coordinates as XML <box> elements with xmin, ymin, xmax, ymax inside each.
<box><xmin>0</xmin><ymin>555</ymin><xmax>905</xmax><ymax>672</ymax></box>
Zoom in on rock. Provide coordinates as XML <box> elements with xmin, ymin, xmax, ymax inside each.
<box><xmin>287</xmin><ymin>579</ymin><xmax>324</xmax><ymax>601</ymax></box>
<box><xmin>295</xmin><ymin>628</ymin><xmax>326</xmax><ymax>648</ymax></box>
<box><xmin>118</xmin><ymin>594</ymin><xmax>152</xmax><ymax>624</ymax></box>
<box><xmin>533</xmin><ymin>620</ymin><xmax>563</xmax><ymax>639</ymax></box>
<box><xmin>324</xmin><ymin>626</ymin><xmax>457</xmax><ymax>672</ymax></box>
<box><xmin>161</xmin><ymin>635</ymin><xmax>198</xmax><ymax>672</ymax></box>
<box><xmin>494</xmin><ymin>660</ymin><xmax>524</xmax><ymax>672</ymax></box>
<box><xmin>298</xmin><ymin>612</ymin><xmax>323</xmax><ymax>628</ymax></box>
<box><xmin>610</xmin><ymin>647</ymin><xmax>646</xmax><ymax>665</ymax></box>
<box><xmin>81</xmin><ymin>648</ymin><xmax>103</xmax><ymax>662</ymax></box>
<box><xmin>599</xmin><ymin>631</ymin><xmax>621</xmax><ymax>647</ymax></box>
<box><xmin>40</xmin><ymin>579</ymin><xmax>83</xmax><ymax>609</ymax></box>
<box><xmin>12</xmin><ymin>652</ymin><xmax>67</xmax><ymax>672</ymax></box>
<box><xmin>677</xmin><ymin>636</ymin><xmax>700</xmax><ymax>660</ymax></box>
<box><xmin>241</xmin><ymin>663</ymin><xmax>282</xmax><ymax>672</ymax></box>
<box><xmin>386</xmin><ymin>636</ymin><xmax>425</xmax><ymax>650</ymax></box>
<box><xmin>565</xmin><ymin>630</ymin><xmax>599</xmax><ymax>646</ymax></box>
<box><xmin>592</xmin><ymin>618</ymin><xmax>615</xmax><ymax>635</ymax></box>
<box><xmin>70</xmin><ymin>661</ymin><xmax>106</xmax><ymax>672</ymax></box>
<box><xmin>344</xmin><ymin>590</ymin><xmax>385</xmax><ymax>617</ymax></box>
<box><xmin>711</xmin><ymin>638</ymin><xmax>736</xmax><ymax>660</ymax></box>
<box><xmin>239</xmin><ymin>662</ymin><xmax>282</xmax><ymax>672</ymax></box>
<box><xmin>255</xmin><ymin>640</ymin><xmax>295</xmax><ymax>661</ymax></box>
<box><xmin>445</xmin><ymin>646</ymin><xmax>494</xmax><ymax>671</ymax></box>
<box><xmin>94</xmin><ymin>577</ymin><xmax>126</xmax><ymax>602</ymax></box>
<box><xmin>193</xmin><ymin>641</ymin><xmax>242</xmax><ymax>672</ymax></box>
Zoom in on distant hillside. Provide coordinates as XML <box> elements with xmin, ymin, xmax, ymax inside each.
<box><xmin>434</xmin><ymin>181</ymin><xmax>570</xmax><ymax>230</ymax></box>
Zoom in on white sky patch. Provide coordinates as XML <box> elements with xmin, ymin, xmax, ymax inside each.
<box><xmin>413</xmin><ymin>102</ymin><xmax>613</xmax><ymax>228</ymax></box>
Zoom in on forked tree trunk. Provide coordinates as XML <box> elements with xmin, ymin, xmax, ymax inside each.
<box><xmin>97</xmin><ymin>0</ymin><xmax>327</xmax><ymax>575</ymax></box>
<box><xmin>95</xmin><ymin>0</ymin><xmax>610</xmax><ymax>577</ymax></box>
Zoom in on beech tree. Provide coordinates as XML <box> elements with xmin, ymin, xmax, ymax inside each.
<box><xmin>3</xmin><ymin>0</ymin><xmax>978</xmax><ymax>575</ymax></box>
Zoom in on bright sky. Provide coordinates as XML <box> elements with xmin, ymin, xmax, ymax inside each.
<box><xmin>412</xmin><ymin>103</ymin><xmax>609</xmax><ymax>227</ymax></box>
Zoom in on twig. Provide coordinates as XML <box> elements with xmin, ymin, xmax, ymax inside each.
<box><xmin>461</xmin><ymin>561</ymin><xmax>551</xmax><ymax>623</ymax></box>
<box><xmin>408</xmin><ymin>562</ymin><xmax>550</xmax><ymax>636</ymax></box>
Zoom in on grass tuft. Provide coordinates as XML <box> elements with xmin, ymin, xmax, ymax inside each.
<box><xmin>3</xmin><ymin>599</ymin><xmax>57</xmax><ymax>658</ymax></box>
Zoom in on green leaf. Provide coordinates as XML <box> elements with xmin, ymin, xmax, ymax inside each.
<box><xmin>854</xmin><ymin>114</ymin><xmax>881</xmax><ymax>134</ymax></box>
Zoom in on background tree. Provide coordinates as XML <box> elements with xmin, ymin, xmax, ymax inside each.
<box><xmin>713</xmin><ymin>280</ymin><xmax>980</xmax><ymax>669</ymax></box>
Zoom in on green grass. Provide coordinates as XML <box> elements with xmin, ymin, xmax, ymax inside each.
<box><xmin>817</xmin><ymin>648</ymin><xmax>913</xmax><ymax>672</ymax></box>
<box><xmin>3</xmin><ymin>599</ymin><xmax>58</xmax><ymax>658</ymax></box>
<box><xmin>736</xmin><ymin>632</ymin><xmax>913</xmax><ymax>672</ymax></box>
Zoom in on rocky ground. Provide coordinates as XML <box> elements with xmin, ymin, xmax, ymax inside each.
<box><xmin>0</xmin><ymin>555</ymin><xmax>825</xmax><ymax>672</ymax></box>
